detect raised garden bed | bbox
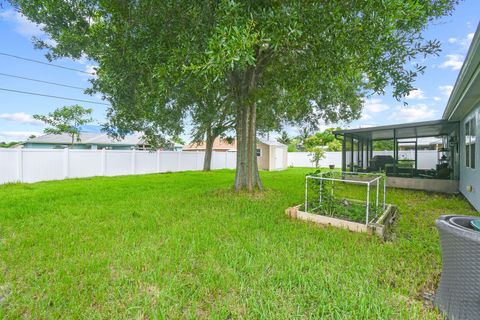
[285,203,397,240]
[287,170,397,240]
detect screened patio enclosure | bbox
[334,120,460,180]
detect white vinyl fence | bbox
[0,149,236,184]
[287,152,343,168]
[288,150,438,169]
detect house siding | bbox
[459,104,480,211]
[23,143,90,149]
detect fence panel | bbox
[226,152,236,169]
[211,152,226,169]
[22,149,64,183]
[0,149,238,184]
[134,151,157,174]
[104,150,131,176]
[158,152,179,172]
[0,150,18,184]
[69,150,103,178]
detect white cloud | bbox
[389,104,435,123]
[438,85,453,97]
[361,113,372,121]
[0,112,44,126]
[462,33,474,48]
[406,89,426,100]
[364,98,390,113]
[361,98,390,121]
[0,9,57,49]
[439,54,464,71]
[433,96,442,101]
[0,9,44,38]
[0,131,41,142]
[446,33,474,49]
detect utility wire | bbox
[0,52,96,75]
[0,87,109,106]
[0,72,87,90]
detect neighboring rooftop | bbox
[24,132,183,148]
[26,132,147,146]
[259,138,286,147]
[183,138,236,151]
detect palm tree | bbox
[296,128,311,151]
[277,130,291,145]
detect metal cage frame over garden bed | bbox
[305,171,386,225]
[286,170,397,239]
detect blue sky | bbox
[0,2,479,142]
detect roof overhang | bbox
[334,120,459,141]
[443,23,480,121]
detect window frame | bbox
[465,115,476,169]
[256,148,262,157]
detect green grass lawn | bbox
[0,168,476,319]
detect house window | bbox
[465,116,476,169]
[256,148,262,157]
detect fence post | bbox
[156,150,161,173]
[101,149,106,176]
[63,148,69,179]
[195,151,199,170]
[383,175,387,209]
[16,148,23,182]
[304,176,309,212]
[177,152,181,172]
[131,149,136,175]
[366,182,370,225]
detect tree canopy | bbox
[33,105,93,144]
[304,128,343,152]
[11,0,459,190]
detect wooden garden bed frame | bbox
[285,203,397,240]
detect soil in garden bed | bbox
[302,199,378,224]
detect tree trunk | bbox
[234,100,263,191]
[203,130,214,171]
[232,64,264,192]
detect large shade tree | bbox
[188,81,235,171]
[11,0,458,191]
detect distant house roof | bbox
[258,138,286,147]
[183,138,236,151]
[25,132,146,146]
[24,133,183,148]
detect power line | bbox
[0,52,96,75]
[0,87,109,106]
[0,72,87,90]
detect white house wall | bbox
[459,104,480,210]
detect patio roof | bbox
[334,119,459,141]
